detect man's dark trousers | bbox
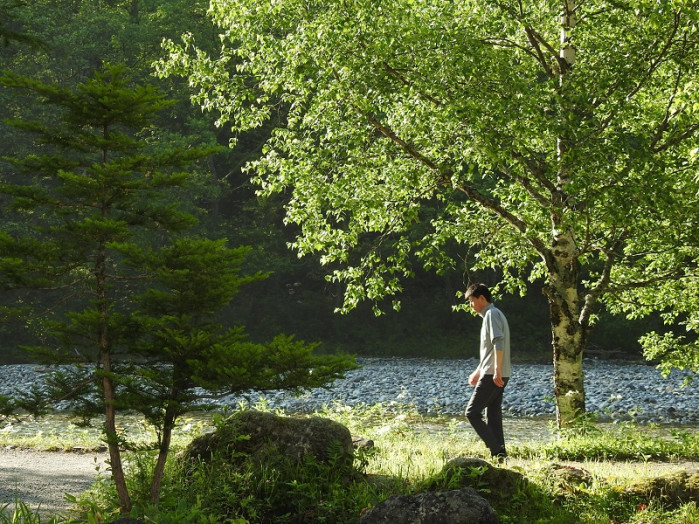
[466,375,509,456]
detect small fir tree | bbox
[0,65,356,513]
[113,236,355,503]
[0,64,211,511]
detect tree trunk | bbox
[544,0,586,428]
[96,174,131,512]
[129,0,140,24]
[149,400,177,504]
[97,249,131,512]
[103,373,132,513]
[544,229,586,427]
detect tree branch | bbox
[522,25,558,78]
[653,123,699,153]
[510,148,559,198]
[650,69,683,149]
[379,59,444,108]
[498,165,552,209]
[590,12,681,136]
[580,230,627,327]
[605,269,691,294]
[348,97,549,254]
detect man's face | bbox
[468,294,489,314]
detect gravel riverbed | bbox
[1,358,697,425]
[228,357,698,425]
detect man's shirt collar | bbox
[479,303,494,318]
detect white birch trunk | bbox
[548,0,586,427]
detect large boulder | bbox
[357,487,498,524]
[182,409,354,468]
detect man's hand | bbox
[468,369,480,386]
[493,369,504,387]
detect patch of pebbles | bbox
[0,358,696,424]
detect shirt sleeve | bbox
[486,310,506,351]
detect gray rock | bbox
[357,487,497,524]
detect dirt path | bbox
[0,447,109,516]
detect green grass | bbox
[0,503,62,524]
[1,403,698,523]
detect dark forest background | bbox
[0,0,662,365]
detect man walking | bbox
[465,283,511,460]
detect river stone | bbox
[357,487,497,524]
[2,359,698,424]
[182,409,354,468]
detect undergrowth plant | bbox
[0,502,60,524]
[542,421,699,461]
[2,403,698,523]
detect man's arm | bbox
[489,310,506,386]
[493,350,505,387]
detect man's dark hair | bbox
[465,283,492,303]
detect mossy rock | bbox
[626,468,699,506]
[182,409,354,470]
[358,487,498,524]
[544,463,597,498]
[424,457,527,508]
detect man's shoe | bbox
[491,449,507,463]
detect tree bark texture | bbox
[96,180,131,513]
[545,0,586,428]
[543,228,587,427]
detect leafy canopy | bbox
[158,1,699,372]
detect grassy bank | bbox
[1,403,698,523]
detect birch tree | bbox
[158,0,699,427]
